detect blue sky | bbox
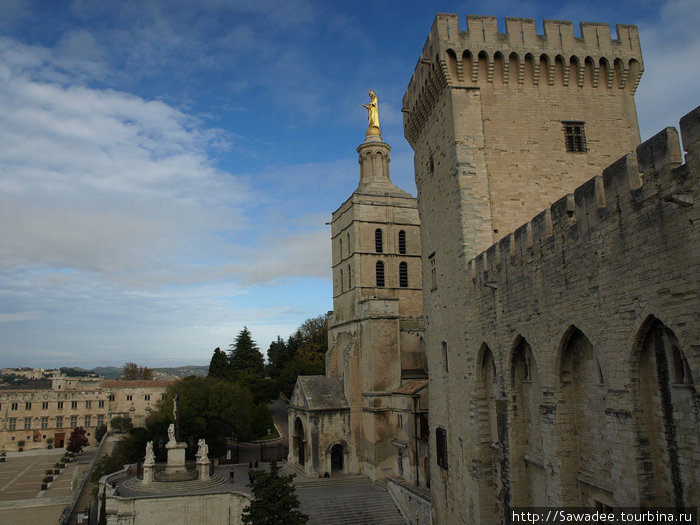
[1,0,698,369]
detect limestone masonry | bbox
[402,13,697,524]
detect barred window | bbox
[398,230,406,254]
[376,261,385,287]
[436,427,448,469]
[399,262,408,288]
[375,228,383,253]
[563,121,587,152]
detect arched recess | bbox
[632,316,697,507]
[599,58,611,89]
[493,52,505,85]
[329,442,345,473]
[462,50,474,83]
[613,58,624,89]
[554,55,565,86]
[446,49,458,82]
[508,52,519,85]
[556,327,611,506]
[509,337,546,507]
[478,51,489,84]
[569,56,581,87]
[294,417,306,466]
[476,344,501,525]
[627,59,642,93]
[540,54,552,85]
[524,54,535,85]
[584,57,595,88]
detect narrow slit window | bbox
[375,228,383,253]
[399,262,408,287]
[398,230,406,254]
[376,261,385,287]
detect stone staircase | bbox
[281,464,405,525]
[120,474,227,494]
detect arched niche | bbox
[632,316,697,507]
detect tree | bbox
[122,362,139,380]
[110,416,133,433]
[208,347,230,379]
[229,327,264,375]
[67,427,89,453]
[242,460,308,525]
[95,423,108,443]
[122,362,154,380]
[266,336,290,375]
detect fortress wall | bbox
[460,107,699,510]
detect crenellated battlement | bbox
[466,106,699,282]
[403,14,643,148]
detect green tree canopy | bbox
[121,362,153,380]
[229,327,264,375]
[242,460,308,525]
[208,347,230,379]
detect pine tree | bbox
[242,460,308,525]
[208,347,230,379]
[229,327,264,374]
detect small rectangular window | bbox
[98,400,105,408]
[84,415,91,427]
[41,417,48,430]
[126,394,133,401]
[9,418,17,430]
[57,401,64,409]
[56,416,63,429]
[436,427,448,469]
[11,402,18,411]
[71,401,78,409]
[563,121,587,153]
[42,402,49,410]
[375,229,383,253]
[109,395,115,402]
[398,230,407,254]
[429,254,437,291]
[85,400,92,409]
[25,402,32,410]
[70,415,77,428]
[24,417,31,430]
[144,394,151,401]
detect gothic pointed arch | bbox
[631,316,696,507]
[508,336,545,506]
[556,327,611,506]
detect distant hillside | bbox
[91,365,208,380]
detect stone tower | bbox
[402,13,698,525]
[288,116,428,486]
[402,14,643,259]
[325,128,426,481]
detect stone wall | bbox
[425,109,699,523]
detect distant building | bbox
[0,375,174,451]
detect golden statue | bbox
[362,90,381,137]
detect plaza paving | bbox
[0,446,97,525]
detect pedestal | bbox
[165,441,187,474]
[142,463,155,484]
[197,459,211,481]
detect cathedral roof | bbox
[291,375,349,411]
